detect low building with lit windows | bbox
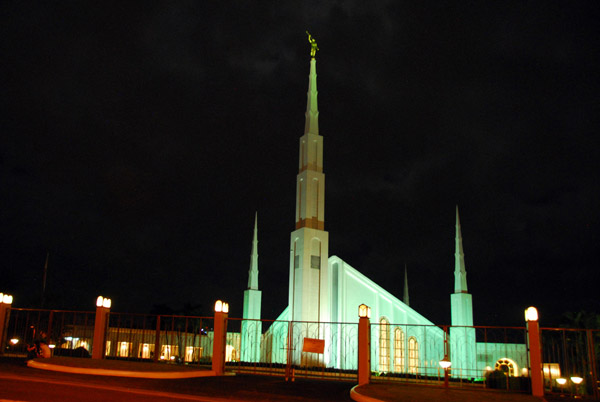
[60,325,240,364]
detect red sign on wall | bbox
[302,337,325,354]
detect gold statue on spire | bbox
[306,31,319,58]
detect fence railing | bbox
[2,308,214,365]
[540,327,600,399]
[2,308,598,399]
[367,322,531,391]
[103,312,214,365]
[226,317,359,381]
[3,308,96,357]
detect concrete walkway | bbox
[350,382,584,402]
[27,357,216,379]
[25,358,585,401]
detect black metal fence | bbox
[2,308,598,399]
[104,312,214,365]
[3,308,95,357]
[1,308,214,366]
[225,317,359,381]
[367,322,531,392]
[541,327,600,399]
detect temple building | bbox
[241,36,527,378]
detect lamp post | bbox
[357,304,371,386]
[556,377,567,396]
[570,376,583,398]
[92,296,111,359]
[358,304,371,320]
[440,357,452,388]
[525,306,544,398]
[0,293,14,355]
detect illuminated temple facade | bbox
[240,46,527,378]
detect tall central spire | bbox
[454,206,468,293]
[288,33,330,332]
[295,33,325,230]
[304,58,319,136]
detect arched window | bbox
[408,336,419,374]
[379,318,390,372]
[394,327,405,372]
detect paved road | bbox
[0,373,231,402]
[0,358,354,401]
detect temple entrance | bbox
[495,357,518,376]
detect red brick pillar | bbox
[0,293,14,353]
[358,304,371,386]
[525,307,544,398]
[92,296,111,359]
[212,300,229,375]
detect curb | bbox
[350,384,385,402]
[27,359,216,379]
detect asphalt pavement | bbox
[0,357,354,401]
[0,357,592,401]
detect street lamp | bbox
[524,306,538,322]
[570,376,583,398]
[556,377,567,395]
[214,300,229,313]
[0,293,13,305]
[439,358,452,369]
[358,304,371,319]
[440,357,452,388]
[96,296,111,308]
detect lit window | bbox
[226,345,237,362]
[161,345,179,360]
[76,340,89,351]
[185,346,202,362]
[379,318,390,372]
[394,328,405,373]
[408,337,419,374]
[118,342,130,357]
[138,343,154,359]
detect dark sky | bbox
[1,2,599,327]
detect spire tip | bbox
[306,31,319,59]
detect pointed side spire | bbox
[454,206,468,293]
[403,263,410,306]
[248,212,259,290]
[304,34,319,136]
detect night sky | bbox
[2,2,599,327]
